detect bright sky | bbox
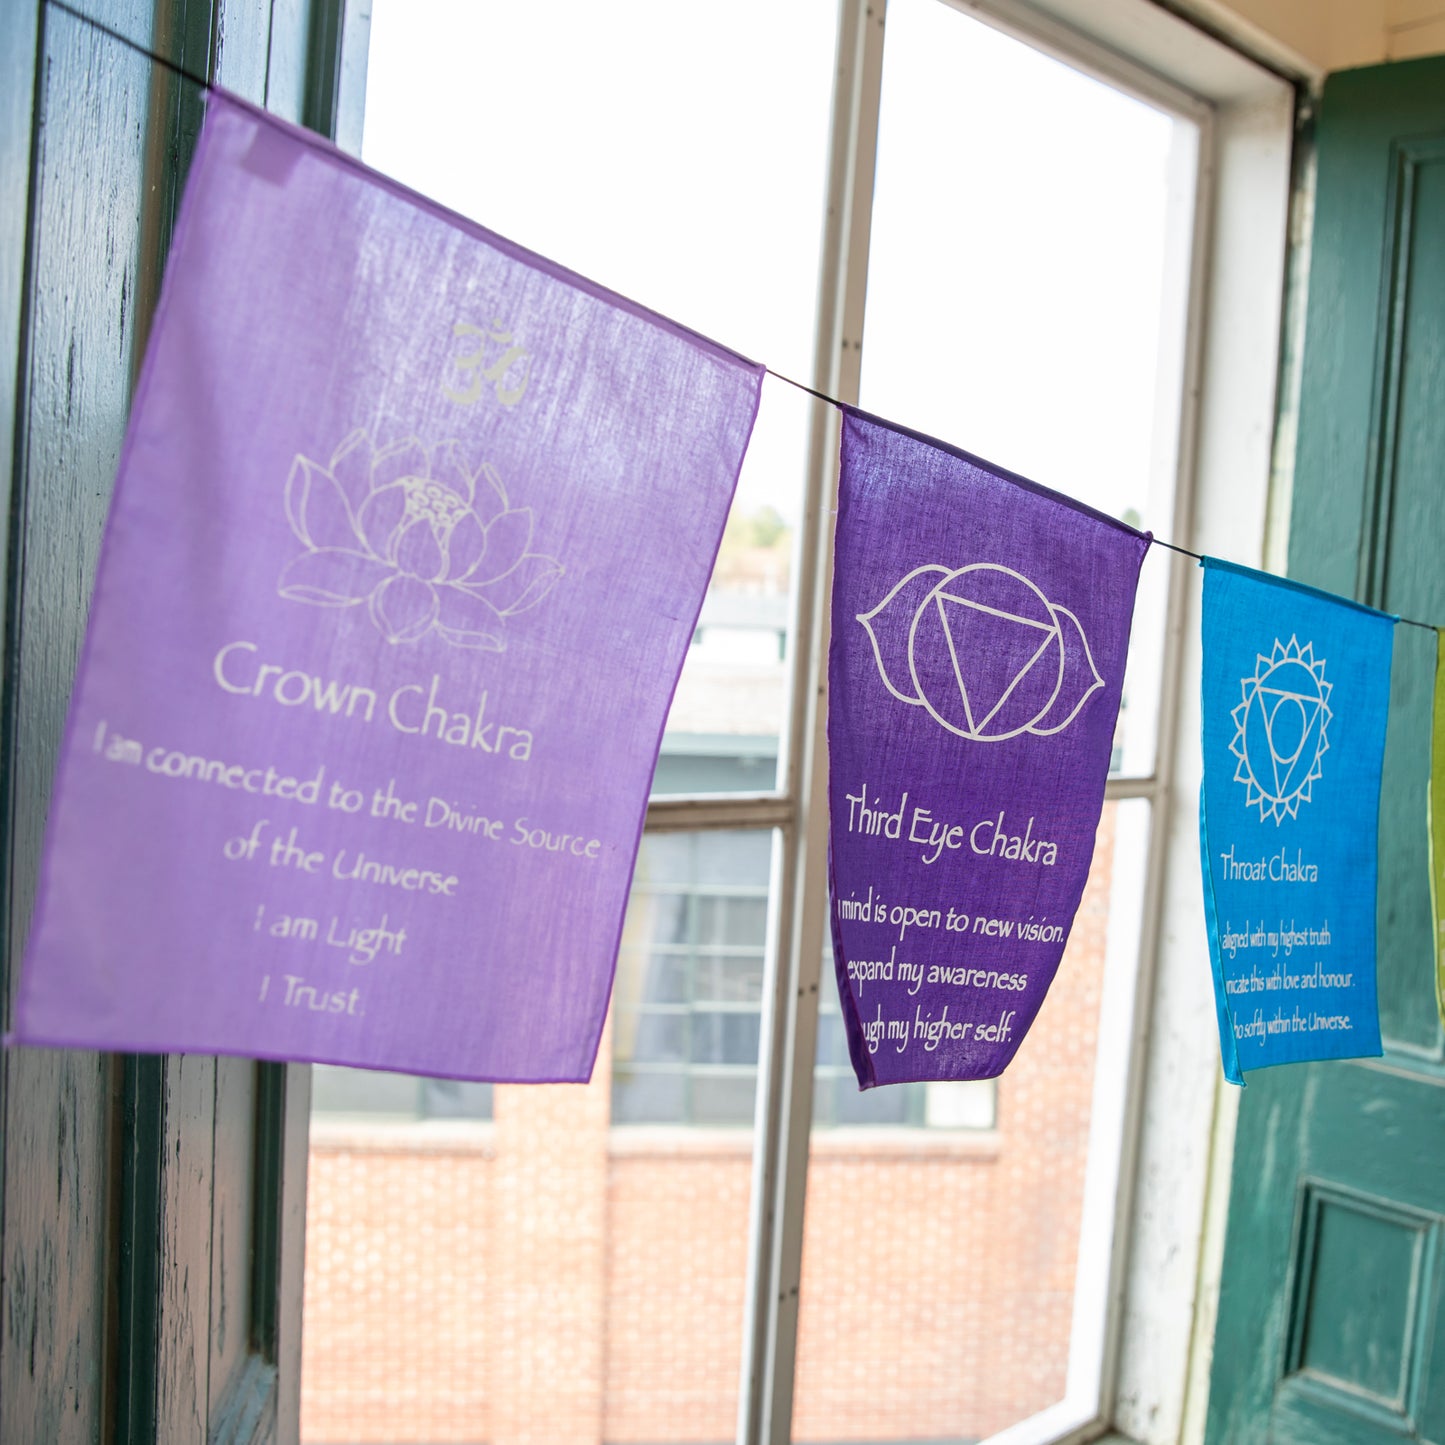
[362,0,1186,534]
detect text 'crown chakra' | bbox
[1231,635,1332,823]
[857,562,1104,742]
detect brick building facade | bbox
[299,811,1114,1444]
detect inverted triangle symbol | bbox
[1259,687,1324,799]
[935,592,1055,734]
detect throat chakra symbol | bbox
[1231,635,1332,823]
[857,563,1104,742]
[278,431,563,651]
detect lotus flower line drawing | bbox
[857,562,1103,742]
[279,430,563,651]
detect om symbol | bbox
[443,319,530,407]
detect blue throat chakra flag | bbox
[1199,559,1393,1083]
[11,93,763,1081]
[828,409,1150,1086]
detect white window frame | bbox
[642,4,1299,1443]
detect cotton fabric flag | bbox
[11,93,763,1081]
[828,410,1149,1086]
[1199,560,1392,1082]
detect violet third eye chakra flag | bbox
[828,410,1149,1086]
[1199,559,1392,1083]
[11,93,763,1080]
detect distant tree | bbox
[749,504,787,548]
[720,505,792,555]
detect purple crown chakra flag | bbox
[1199,560,1392,1083]
[828,410,1149,1085]
[11,94,763,1080]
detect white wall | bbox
[1172,0,1445,76]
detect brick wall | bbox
[301,812,1113,1444]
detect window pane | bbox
[701,953,768,1005]
[419,1078,495,1120]
[855,0,1194,778]
[698,893,770,947]
[625,948,691,1005]
[691,1010,763,1066]
[612,1068,687,1125]
[612,830,774,1124]
[362,0,835,799]
[302,0,835,1428]
[632,1010,691,1065]
[801,797,1152,1440]
[794,10,1188,1437]
[306,817,777,1443]
[311,1064,494,1121]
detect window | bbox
[613,831,773,1125]
[312,1064,493,1120]
[300,4,1295,1443]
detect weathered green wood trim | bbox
[0,0,43,1216]
[130,0,215,374]
[1286,54,1445,606]
[1207,53,1445,1445]
[114,8,223,1439]
[0,0,40,697]
[0,3,344,1438]
[251,1063,286,1359]
[209,1351,279,1445]
[274,1064,312,1445]
[303,0,344,141]
[1360,132,1445,613]
[2,4,162,1437]
[333,0,370,155]
[115,1054,165,1444]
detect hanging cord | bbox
[764,365,1207,565]
[764,369,1439,633]
[37,1,1445,641]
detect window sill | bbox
[608,1125,755,1158]
[808,1126,1001,1161]
[308,1118,1001,1162]
[309,1116,497,1156]
[607,1124,1001,1161]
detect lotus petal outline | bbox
[856,562,1104,742]
[279,430,563,650]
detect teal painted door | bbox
[0,2,355,1438]
[1207,54,1445,1445]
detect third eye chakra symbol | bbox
[856,563,1104,742]
[1231,635,1332,824]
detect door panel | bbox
[0,2,349,1439]
[1207,54,1445,1445]
[3,5,155,1435]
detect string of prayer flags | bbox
[9,80,1437,1098]
[1198,560,1392,1082]
[10,92,763,1080]
[1430,631,1445,1029]
[827,409,1149,1085]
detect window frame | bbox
[635,4,1297,1443]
